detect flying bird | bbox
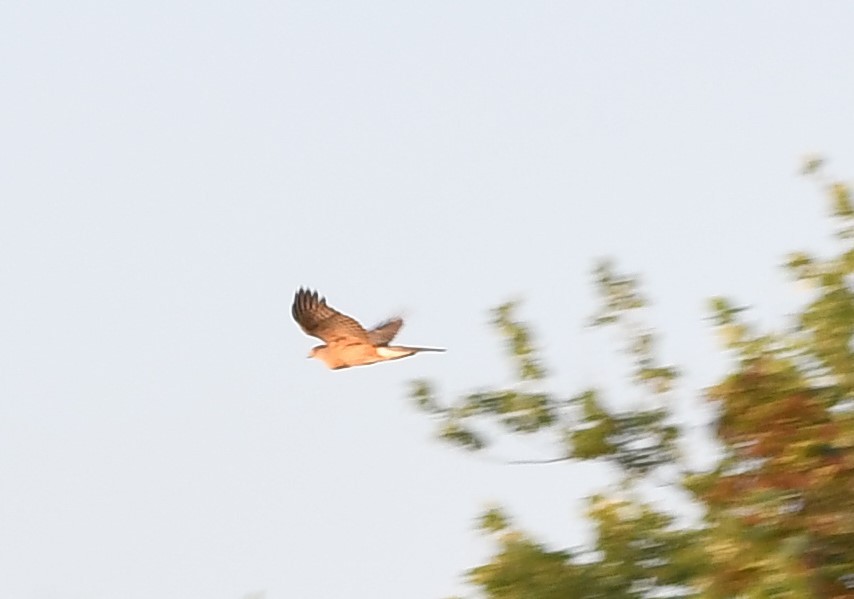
[291,288,445,369]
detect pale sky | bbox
[2,2,853,598]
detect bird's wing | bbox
[292,288,369,344]
[367,318,404,346]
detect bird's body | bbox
[291,288,444,369]
[309,343,443,370]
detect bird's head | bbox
[307,346,322,359]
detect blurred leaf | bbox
[479,506,510,533]
[801,155,825,176]
[831,182,854,218]
[439,418,485,451]
[410,379,441,413]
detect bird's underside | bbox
[291,288,445,369]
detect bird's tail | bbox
[377,346,445,360]
[400,346,445,353]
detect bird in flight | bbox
[291,288,445,369]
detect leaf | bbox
[479,507,510,533]
[831,182,854,218]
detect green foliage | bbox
[492,302,548,381]
[568,390,679,475]
[410,160,854,599]
[592,260,679,393]
[411,303,561,452]
[479,506,510,533]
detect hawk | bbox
[291,288,445,369]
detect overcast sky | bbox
[2,2,854,598]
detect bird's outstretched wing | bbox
[292,288,369,344]
[367,318,403,346]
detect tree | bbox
[411,160,854,598]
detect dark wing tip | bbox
[292,287,326,322]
